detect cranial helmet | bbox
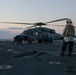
[66,19,72,24]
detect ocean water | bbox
[0,39,13,41]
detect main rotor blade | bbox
[0,22,34,25]
[26,25,35,29]
[46,18,69,23]
[47,24,76,28]
[47,24,65,27]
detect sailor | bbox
[60,19,75,56]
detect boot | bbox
[69,51,72,56]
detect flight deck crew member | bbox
[60,19,75,56]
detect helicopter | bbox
[0,18,75,43]
[12,22,61,44]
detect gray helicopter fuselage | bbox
[20,27,61,42]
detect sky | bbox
[0,0,76,39]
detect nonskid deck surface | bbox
[0,41,76,75]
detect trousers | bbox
[61,41,74,52]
